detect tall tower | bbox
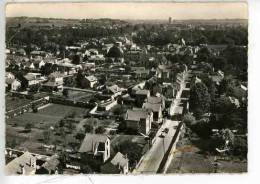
[168,17,172,24]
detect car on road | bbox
[159,133,165,138]
[162,128,169,134]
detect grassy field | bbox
[6,104,86,128]
[5,96,32,112]
[6,104,86,154]
[166,134,247,173]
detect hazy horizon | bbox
[6,2,248,20]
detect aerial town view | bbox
[5,2,248,174]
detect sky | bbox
[6,2,248,20]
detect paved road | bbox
[134,119,180,174]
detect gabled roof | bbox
[24,73,36,81]
[107,85,120,94]
[85,75,97,82]
[110,152,128,168]
[126,109,151,122]
[135,89,149,96]
[79,134,110,153]
[146,96,163,104]
[143,102,161,112]
[49,72,64,78]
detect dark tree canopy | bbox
[190,81,211,116]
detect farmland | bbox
[6,104,87,154]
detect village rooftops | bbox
[6,78,17,85]
[24,73,42,81]
[135,89,150,96]
[106,84,123,94]
[143,102,161,112]
[110,152,128,168]
[5,151,36,175]
[85,75,97,82]
[146,96,164,104]
[49,72,64,78]
[125,108,152,122]
[78,134,110,153]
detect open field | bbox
[6,103,86,128]
[5,96,32,112]
[166,137,247,173]
[6,104,87,154]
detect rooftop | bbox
[110,152,128,168]
[79,133,110,153]
[126,109,151,122]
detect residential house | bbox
[97,99,117,112]
[32,59,45,70]
[24,61,35,70]
[145,96,165,110]
[78,134,111,163]
[103,85,124,99]
[125,108,153,135]
[5,151,37,175]
[82,75,98,88]
[35,155,60,174]
[42,72,64,92]
[162,83,175,99]
[6,72,15,80]
[101,152,129,174]
[22,73,43,88]
[135,89,150,107]
[143,100,163,123]
[6,78,21,91]
[30,50,46,59]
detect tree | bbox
[84,124,94,133]
[233,136,247,158]
[75,70,84,88]
[95,126,106,134]
[75,131,85,142]
[183,113,196,126]
[116,140,143,168]
[190,81,211,116]
[72,54,81,65]
[212,95,236,114]
[24,123,32,132]
[62,89,68,97]
[197,47,211,63]
[42,130,51,144]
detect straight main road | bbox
[133,119,180,174]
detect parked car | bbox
[162,128,169,134]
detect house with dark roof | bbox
[135,89,150,107]
[125,108,153,135]
[6,78,21,91]
[22,73,44,88]
[101,152,129,174]
[143,97,163,123]
[32,59,45,69]
[42,72,64,92]
[78,134,111,163]
[82,75,98,88]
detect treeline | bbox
[6,22,247,48]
